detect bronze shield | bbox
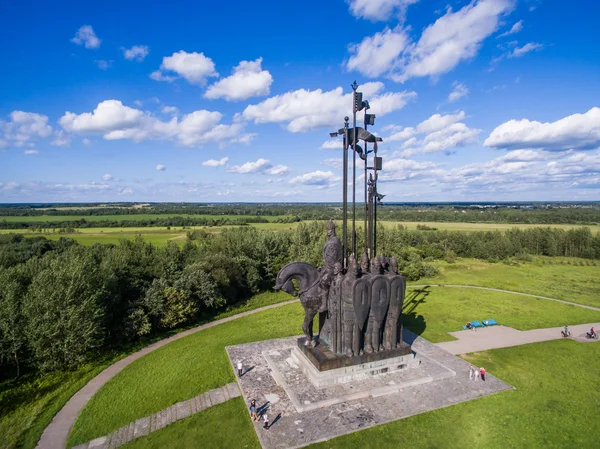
[371,275,390,323]
[388,275,406,313]
[352,278,371,330]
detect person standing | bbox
[469,365,475,381]
[249,400,258,422]
[237,360,243,377]
[474,367,479,381]
[263,412,269,430]
[480,367,486,381]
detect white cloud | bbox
[151,51,218,86]
[448,82,469,103]
[290,170,339,186]
[82,138,92,146]
[484,107,600,152]
[102,174,113,181]
[267,165,291,175]
[227,158,272,174]
[161,106,179,116]
[322,158,344,169]
[230,133,257,144]
[120,188,134,195]
[497,19,523,37]
[347,0,419,21]
[122,45,149,62]
[95,60,112,70]
[71,25,101,49]
[205,58,273,101]
[59,100,245,146]
[385,111,479,156]
[156,164,166,171]
[346,27,409,77]
[24,149,39,155]
[509,42,543,58]
[50,130,71,147]
[347,0,514,82]
[379,158,440,181]
[321,140,343,150]
[416,111,466,134]
[202,157,229,167]
[243,82,415,133]
[1,111,52,147]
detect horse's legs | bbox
[302,307,318,347]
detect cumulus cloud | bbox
[202,157,229,167]
[290,170,339,186]
[24,149,39,155]
[102,174,114,181]
[156,164,166,171]
[122,45,149,62]
[205,58,273,101]
[59,100,245,146]
[484,107,600,152]
[385,111,480,156]
[347,0,514,82]
[161,106,179,116]
[230,133,257,144]
[50,130,71,147]
[1,111,52,147]
[448,82,469,103]
[267,165,291,175]
[497,19,523,38]
[347,0,419,21]
[226,158,272,174]
[151,51,218,86]
[243,82,415,133]
[71,25,101,49]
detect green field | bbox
[68,276,600,446]
[0,214,293,223]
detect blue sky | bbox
[1,0,600,203]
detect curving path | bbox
[36,299,297,449]
[37,284,600,449]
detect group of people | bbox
[249,399,270,430]
[469,365,486,381]
[562,325,597,339]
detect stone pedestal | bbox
[291,344,420,388]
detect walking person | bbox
[263,412,269,430]
[237,360,243,377]
[469,365,475,381]
[474,367,480,381]
[249,399,258,422]
[480,367,486,381]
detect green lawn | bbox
[67,304,305,447]
[68,285,600,446]
[417,258,600,308]
[123,399,259,449]
[0,360,116,449]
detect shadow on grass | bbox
[401,286,429,345]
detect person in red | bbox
[480,367,486,381]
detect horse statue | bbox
[274,261,326,348]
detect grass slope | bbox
[419,258,600,308]
[69,286,600,446]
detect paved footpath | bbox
[71,383,241,449]
[36,300,297,449]
[437,322,600,354]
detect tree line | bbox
[2,222,600,379]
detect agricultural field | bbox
[0,214,292,223]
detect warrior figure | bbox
[319,219,343,312]
[385,257,405,349]
[341,255,359,357]
[366,256,389,353]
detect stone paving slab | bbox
[227,332,512,449]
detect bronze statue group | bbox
[275,219,407,358]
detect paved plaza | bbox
[227,331,512,449]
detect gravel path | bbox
[35,300,297,449]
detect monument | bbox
[226,81,512,449]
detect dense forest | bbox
[2,222,600,380]
[2,202,600,225]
